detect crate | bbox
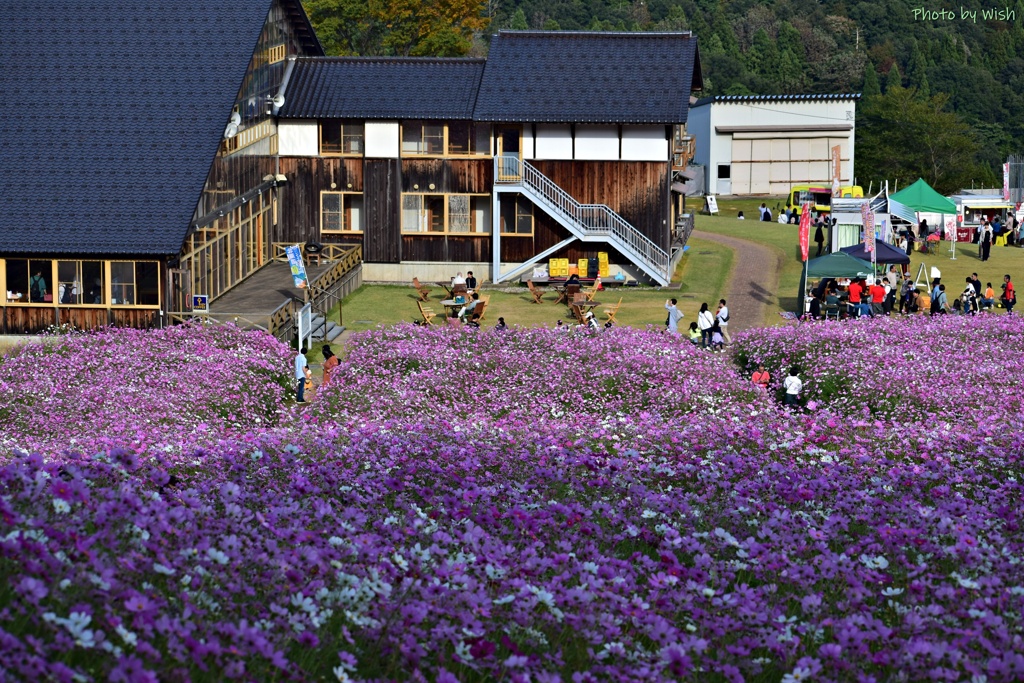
[548,258,569,277]
[568,264,579,276]
[577,258,589,276]
[588,257,599,278]
[598,251,609,277]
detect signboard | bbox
[704,195,719,215]
[285,244,309,289]
[191,294,208,312]
[297,303,313,349]
[831,145,842,197]
[1005,162,1011,201]
[860,202,874,252]
[798,202,811,261]
[944,217,956,241]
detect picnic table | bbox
[440,299,463,317]
[570,300,602,323]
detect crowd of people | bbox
[806,268,1016,319]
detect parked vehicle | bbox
[786,184,864,216]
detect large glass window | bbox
[321,121,364,155]
[402,194,445,232]
[402,121,445,155]
[501,197,534,235]
[321,192,365,233]
[5,259,29,302]
[57,261,104,304]
[111,262,159,306]
[402,194,487,233]
[447,122,490,155]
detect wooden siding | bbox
[528,160,670,247]
[498,213,630,265]
[401,236,491,263]
[364,159,401,263]
[2,306,159,334]
[400,159,492,194]
[276,157,364,245]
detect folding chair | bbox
[602,297,622,325]
[527,280,546,304]
[452,283,468,300]
[412,277,431,302]
[582,278,601,302]
[824,304,841,320]
[417,301,438,326]
[474,297,489,321]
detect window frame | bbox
[401,121,492,157]
[500,196,535,236]
[110,261,161,308]
[320,120,365,156]
[401,193,490,235]
[320,191,365,234]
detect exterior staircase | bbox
[494,156,671,286]
[310,311,344,343]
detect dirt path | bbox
[691,230,784,331]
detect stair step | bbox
[325,323,345,342]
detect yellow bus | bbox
[786,184,863,215]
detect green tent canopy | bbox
[806,252,873,278]
[889,178,957,214]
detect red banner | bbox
[799,202,811,261]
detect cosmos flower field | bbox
[1,319,1023,682]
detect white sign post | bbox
[705,195,719,215]
[297,303,312,350]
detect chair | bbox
[474,296,490,321]
[602,297,622,324]
[452,283,468,299]
[527,280,546,304]
[417,301,438,326]
[582,278,601,302]
[412,277,431,302]
[824,304,841,320]
[570,293,587,323]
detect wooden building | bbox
[277,31,703,286]
[2,9,701,334]
[0,0,322,333]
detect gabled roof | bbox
[693,93,860,107]
[474,31,702,124]
[0,0,311,256]
[281,58,486,120]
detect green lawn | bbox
[322,236,732,337]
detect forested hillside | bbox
[303,0,1024,191]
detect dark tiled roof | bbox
[693,93,861,107]
[473,31,702,124]
[281,58,486,120]
[0,1,281,255]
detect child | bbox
[302,365,314,402]
[687,321,701,345]
[709,323,724,352]
[495,317,507,330]
[783,366,803,407]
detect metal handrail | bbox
[495,157,669,281]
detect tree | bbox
[856,86,991,194]
[884,63,902,92]
[862,61,881,97]
[302,0,487,56]
[509,7,528,29]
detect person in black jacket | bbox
[814,219,826,256]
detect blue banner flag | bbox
[285,245,309,289]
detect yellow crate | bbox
[598,251,609,263]
[578,258,589,275]
[599,263,609,278]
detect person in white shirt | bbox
[697,302,715,348]
[664,298,684,334]
[783,366,803,407]
[452,272,466,286]
[715,299,731,344]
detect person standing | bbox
[980,222,993,262]
[321,345,339,387]
[697,303,715,348]
[905,226,915,259]
[848,278,864,317]
[29,269,47,303]
[715,299,732,343]
[783,366,803,408]
[1001,274,1016,314]
[294,346,308,403]
[664,298,684,334]
[869,279,886,317]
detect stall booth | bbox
[840,239,911,267]
[798,251,873,315]
[949,195,1014,234]
[889,179,959,242]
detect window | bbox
[447,122,491,155]
[111,262,159,306]
[718,165,731,180]
[57,261,104,304]
[4,259,55,303]
[321,121,364,155]
[402,194,488,233]
[402,121,445,155]
[500,197,534,235]
[321,192,364,233]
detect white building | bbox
[689,94,859,196]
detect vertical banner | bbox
[831,145,842,197]
[285,244,309,289]
[860,202,875,252]
[798,202,811,261]
[944,217,956,241]
[1005,162,1011,201]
